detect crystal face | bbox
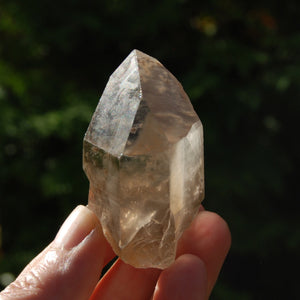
[83,50,204,269]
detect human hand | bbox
[0,205,231,300]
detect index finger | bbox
[176,209,231,296]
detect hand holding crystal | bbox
[0,205,230,300]
[1,50,231,299]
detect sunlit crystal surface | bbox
[83,50,204,269]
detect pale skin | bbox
[0,205,231,300]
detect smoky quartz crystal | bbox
[83,50,204,269]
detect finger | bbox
[0,205,114,300]
[153,254,207,300]
[199,204,205,212]
[90,259,161,300]
[176,211,231,297]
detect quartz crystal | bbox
[83,50,204,269]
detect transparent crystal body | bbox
[83,50,204,269]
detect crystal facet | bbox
[83,50,204,269]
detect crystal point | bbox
[83,50,204,269]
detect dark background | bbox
[0,0,299,299]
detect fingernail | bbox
[55,205,99,249]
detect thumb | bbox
[1,205,109,300]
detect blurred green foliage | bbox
[0,0,299,298]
